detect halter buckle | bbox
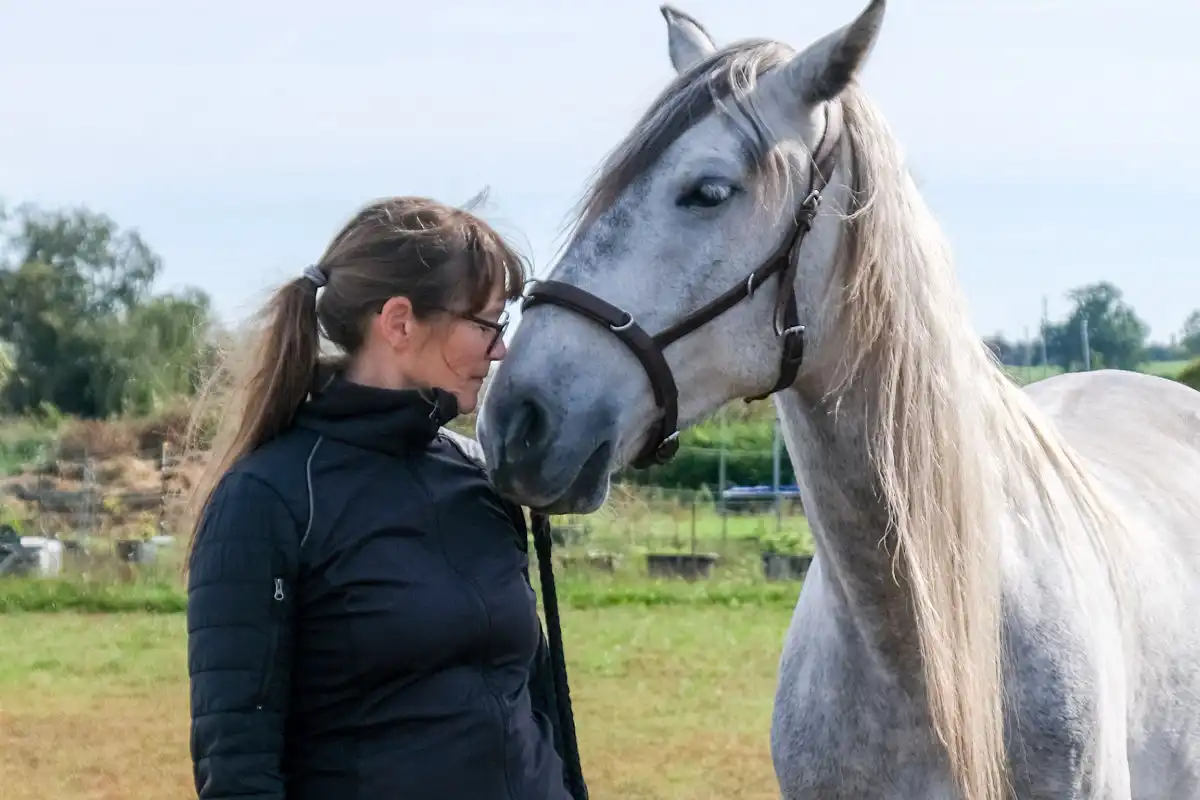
[652,431,681,464]
[780,325,806,365]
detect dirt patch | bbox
[0,691,192,800]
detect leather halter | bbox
[521,103,843,469]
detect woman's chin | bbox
[454,385,482,415]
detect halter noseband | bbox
[521,103,843,469]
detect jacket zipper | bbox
[255,577,285,710]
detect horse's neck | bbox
[775,385,923,682]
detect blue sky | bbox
[2,0,1196,342]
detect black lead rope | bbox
[531,511,589,800]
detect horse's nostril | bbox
[506,395,551,456]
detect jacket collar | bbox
[293,367,460,457]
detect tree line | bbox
[1,199,1198,426]
[983,282,1200,371]
[0,201,218,419]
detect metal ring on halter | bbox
[801,189,822,212]
[610,313,635,333]
[519,278,541,307]
[746,273,759,296]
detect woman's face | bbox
[354,281,510,415]
[408,282,510,414]
[424,285,509,413]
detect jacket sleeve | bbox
[186,470,299,800]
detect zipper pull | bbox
[273,578,285,602]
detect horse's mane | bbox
[829,84,1132,800]
[568,36,1134,800]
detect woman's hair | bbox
[182,195,529,562]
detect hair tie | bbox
[302,264,328,288]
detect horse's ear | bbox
[783,0,886,105]
[660,5,717,75]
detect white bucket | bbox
[18,536,65,577]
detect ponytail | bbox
[183,275,322,566]
[180,195,530,570]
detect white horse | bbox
[477,2,1200,797]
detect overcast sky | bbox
[2,0,1196,342]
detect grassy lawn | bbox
[0,355,1189,799]
[0,607,792,800]
[1004,358,1191,386]
[1141,359,1193,378]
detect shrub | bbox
[1178,359,1200,392]
[618,445,796,490]
[131,403,215,453]
[616,414,796,490]
[0,412,62,475]
[57,419,139,460]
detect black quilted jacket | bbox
[186,374,574,800]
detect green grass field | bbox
[0,357,1193,799]
[0,606,792,800]
[1003,358,1192,386]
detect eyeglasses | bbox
[447,308,510,353]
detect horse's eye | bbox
[677,179,738,209]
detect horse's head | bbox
[478,1,886,513]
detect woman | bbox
[184,196,580,800]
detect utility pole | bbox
[771,415,782,533]
[1081,315,1091,371]
[1040,296,1050,378]
[718,405,728,538]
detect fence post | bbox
[83,455,95,539]
[690,494,697,555]
[159,441,170,536]
[718,407,728,541]
[673,490,682,551]
[772,418,783,534]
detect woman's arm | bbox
[186,471,298,800]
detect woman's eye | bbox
[677,179,737,209]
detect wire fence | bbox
[0,442,814,580]
[547,483,810,557]
[0,439,197,570]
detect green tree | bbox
[0,202,217,417]
[0,341,11,394]
[1044,282,1148,371]
[1181,310,1200,357]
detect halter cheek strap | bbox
[522,101,843,469]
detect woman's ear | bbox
[376,296,419,351]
